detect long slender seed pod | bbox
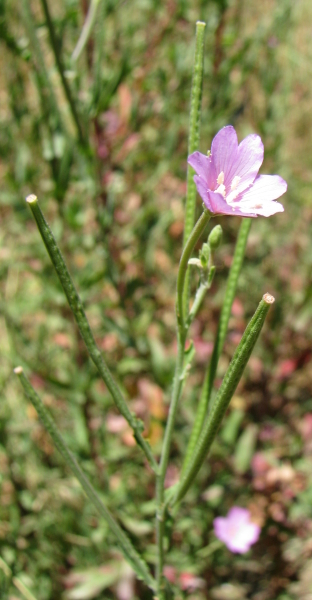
[14,367,156,592]
[40,0,87,147]
[172,293,274,506]
[182,21,206,321]
[25,195,158,473]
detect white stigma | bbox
[231,176,241,190]
[217,171,224,185]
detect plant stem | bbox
[40,0,87,147]
[21,0,63,129]
[14,367,156,592]
[25,195,158,473]
[156,331,186,597]
[72,0,101,63]
[177,209,211,332]
[155,209,211,598]
[183,21,206,321]
[181,217,251,474]
[171,293,275,506]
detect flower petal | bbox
[238,174,287,216]
[207,191,256,217]
[188,151,216,188]
[193,175,213,211]
[228,522,261,553]
[227,507,250,524]
[213,517,229,543]
[214,507,261,554]
[225,134,264,194]
[211,126,238,183]
[193,176,256,217]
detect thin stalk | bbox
[72,0,101,63]
[156,332,185,597]
[171,293,275,506]
[25,195,158,473]
[40,0,87,147]
[181,218,251,474]
[177,209,211,331]
[21,0,63,129]
[14,367,156,592]
[182,21,206,321]
[93,0,106,103]
[155,209,211,598]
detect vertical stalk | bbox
[182,21,206,321]
[156,331,185,596]
[182,217,252,474]
[72,0,101,63]
[155,210,210,598]
[40,0,87,147]
[21,0,63,129]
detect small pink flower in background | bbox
[188,125,287,217]
[213,507,261,553]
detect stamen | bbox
[231,175,241,190]
[231,190,239,201]
[215,184,226,198]
[217,171,224,185]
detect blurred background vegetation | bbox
[1,0,312,598]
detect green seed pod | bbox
[208,224,222,251]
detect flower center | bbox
[228,524,240,539]
[216,173,242,201]
[231,175,240,190]
[217,172,224,185]
[215,183,226,197]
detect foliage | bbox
[1,0,312,598]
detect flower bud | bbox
[199,242,210,268]
[208,225,222,251]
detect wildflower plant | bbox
[13,20,287,600]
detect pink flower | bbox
[188,126,287,217]
[213,507,261,553]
